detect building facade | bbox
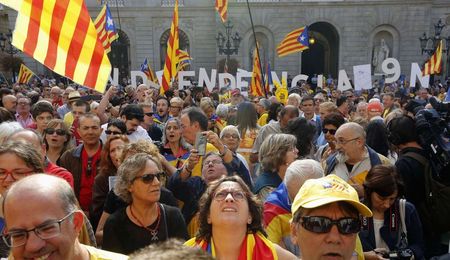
[1,0,449,84]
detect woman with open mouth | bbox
[43,119,72,166]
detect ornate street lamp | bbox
[216,20,241,61]
[419,19,449,55]
[0,29,20,83]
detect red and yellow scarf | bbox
[184,232,277,260]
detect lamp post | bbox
[216,20,241,61]
[0,29,20,83]
[419,19,450,79]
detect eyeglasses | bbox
[300,216,361,235]
[44,128,67,136]
[322,128,337,135]
[134,172,164,184]
[213,190,246,201]
[17,102,30,106]
[144,112,154,117]
[0,169,34,180]
[170,106,182,110]
[2,211,76,248]
[203,159,223,166]
[222,134,239,139]
[335,137,359,145]
[105,130,122,135]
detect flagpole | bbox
[115,0,122,30]
[0,72,10,88]
[245,0,267,98]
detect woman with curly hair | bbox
[103,153,188,254]
[185,175,295,259]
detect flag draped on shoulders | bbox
[215,0,228,23]
[263,183,292,245]
[94,4,119,54]
[17,63,35,84]
[250,46,264,97]
[185,232,277,260]
[161,0,179,95]
[277,26,309,57]
[423,40,443,75]
[1,0,111,93]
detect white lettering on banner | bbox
[337,69,352,91]
[178,70,195,89]
[117,58,431,92]
[353,64,372,91]
[198,68,217,92]
[291,74,309,88]
[382,58,401,84]
[317,74,323,88]
[410,63,430,88]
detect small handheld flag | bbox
[141,58,158,83]
[94,4,119,54]
[17,63,35,84]
[277,26,309,58]
[422,40,443,76]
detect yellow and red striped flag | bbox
[17,63,35,84]
[215,0,228,23]
[94,4,119,54]
[1,0,111,93]
[423,40,443,75]
[277,26,310,58]
[161,0,179,95]
[250,46,264,97]
[177,49,192,63]
[141,58,158,83]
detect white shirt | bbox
[100,123,152,143]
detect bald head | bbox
[3,174,77,218]
[336,122,366,140]
[2,95,17,113]
[9,129,45,158]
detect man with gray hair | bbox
[263,159,324,255]
[323,122,390,196]
[256,98,270,126]
[2,174,127,259]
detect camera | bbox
[382,248,414,259]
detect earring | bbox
[247,218,252,224]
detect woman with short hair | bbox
[103,153,188,255]
[43,119,73,165]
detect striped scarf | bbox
[185,232,277,260]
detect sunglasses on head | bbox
[135,172,164,184]
[300,216,361,235]
[322,128,337,135]
[105,130,122,135]
[45,128,67,136]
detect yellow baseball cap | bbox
[291,174,372,217]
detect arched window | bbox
[160,29,190,69]
[110,30,130,84]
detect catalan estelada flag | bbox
[215,0,228,23]
[17,63,35,84]
[161,0,179,95]
[1,0,111,93]
[94,4,119,54]
[265,62,273,93]
[176,49,192,73]
[141,58,158,83]
[277,26,309,58]
[250,46,264,97]
[423,40,443,75]
[263,183,297,252]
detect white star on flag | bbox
[107,16,113,27]
[300,35,305,41]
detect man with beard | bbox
[154,96,170,124]
[323,122,390,196]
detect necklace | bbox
[129,204,161,241]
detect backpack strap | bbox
[367,146,382,166]
[325,152,338,175]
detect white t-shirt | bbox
[373,218,389,249]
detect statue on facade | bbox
[372,38,390,74]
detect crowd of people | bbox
[0,75,449,259]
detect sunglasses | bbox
[322,128,337,135]
[105,130,122,135]
[45,128,67,136]
[144,112,154,117]
[300,216,361,235]
[134,172,164,184]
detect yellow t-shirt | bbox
[63,112,74,128]
[258,113,268,127]
[87,245,129,260]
